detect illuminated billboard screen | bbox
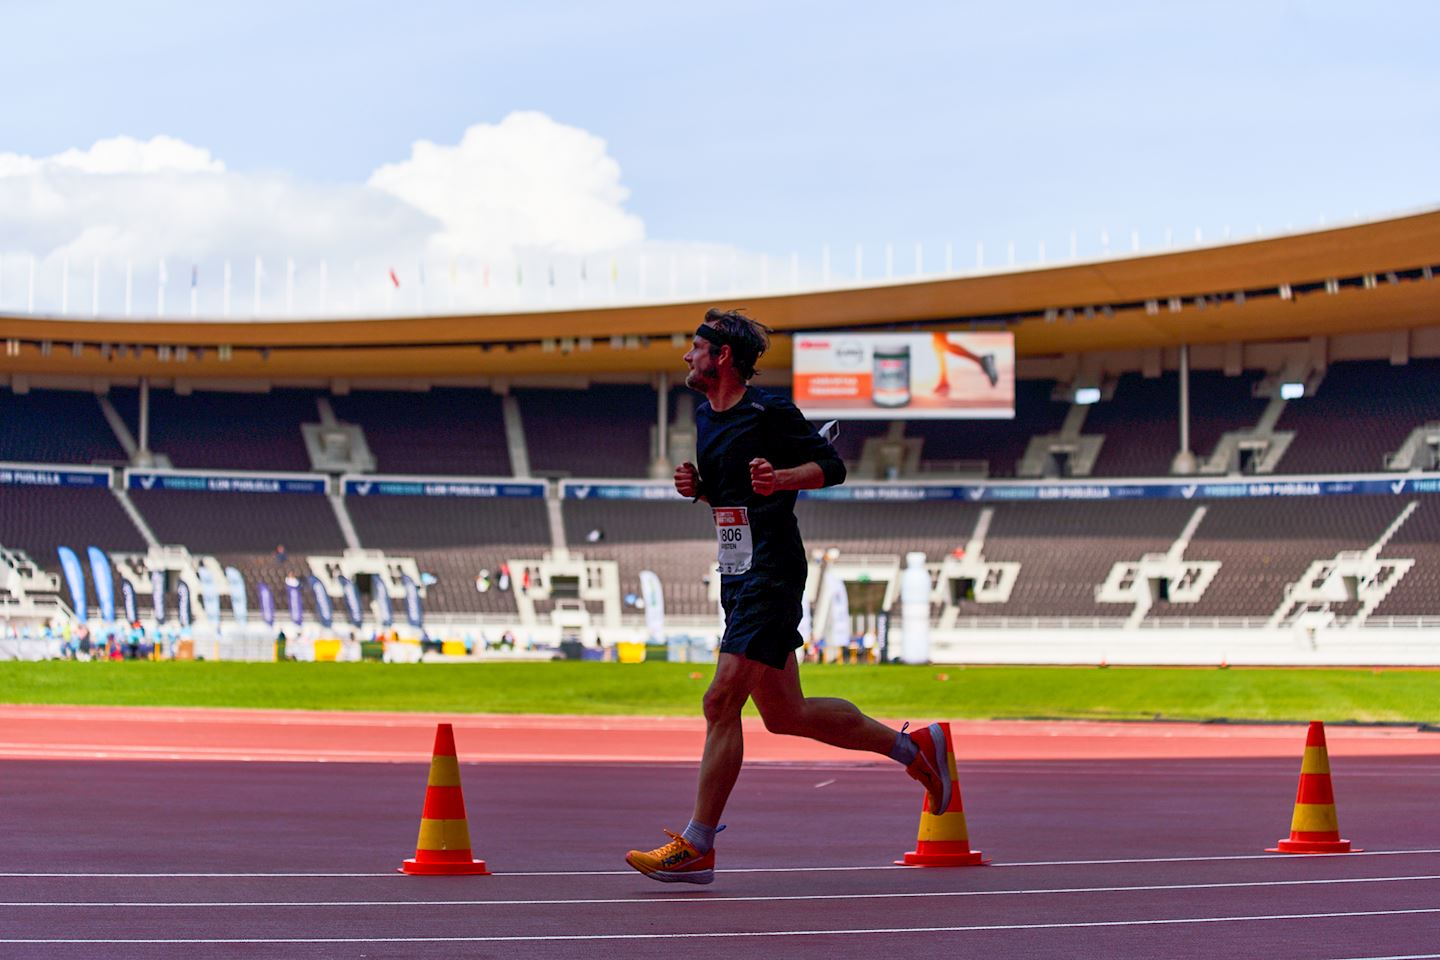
[792,330,1015,419]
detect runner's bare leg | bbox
[692,652,771,826]
[749,652,895,753]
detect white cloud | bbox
[0,135,224,178]
[369,111,645,259]
[0,116,654,316]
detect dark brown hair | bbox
[703,307,772,380]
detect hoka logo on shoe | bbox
[660,850,693,867]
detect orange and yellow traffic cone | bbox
[1267,720,1359,854]
[897,722,988,867]
[399,723,491,875]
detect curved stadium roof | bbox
[2,207,1438,381]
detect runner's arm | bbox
[766,399,847,488]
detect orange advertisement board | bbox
[792,331,1014,419]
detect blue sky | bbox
[2,1,1438,314]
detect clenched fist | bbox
[749,458,777,496]
[674,461,701,499]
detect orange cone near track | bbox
[1267,720,1359,854]
[897,722,988,867]
[399,723,491,875]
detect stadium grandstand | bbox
[3,208,1440,665]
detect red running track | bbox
[2,704,1438,763]
[0,707,1438,959]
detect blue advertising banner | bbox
[308,576,334,629]
[56,547,88,622]
[563,473,1440,504]
[376,580,394,627]
[401,575,423,627]
[0,464,109,488]
[286,579,304,627]
[151,570,166,621]
[126,471,327,494]
[176,580,192,628]
[225,567,248,625]
[342,476,545,498]
[121,579,138,625]
[87,547,116,623]
[258,583,275,627]
[562,481,684,501]
[339,576,364,627]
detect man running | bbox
[624,308,952,885]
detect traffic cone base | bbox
[897,722,988,867]
[1269,721,1359,855]
[399,723,492,876]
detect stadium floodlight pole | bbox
[1173,343,1196,475]
[138,377,151,462]
[654,370,669,475]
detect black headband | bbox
[694,324,729,348]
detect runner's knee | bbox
[702,685,748,725]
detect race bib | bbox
[712,506,753,576]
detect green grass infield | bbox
[1,660,1437,724]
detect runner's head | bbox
[684,308,772,391]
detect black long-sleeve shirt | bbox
[695,386,846,586]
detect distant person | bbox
[624,308,951,885]
[274,544,287,565]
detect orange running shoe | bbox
[625,830,716,885]
[904,722,952,813]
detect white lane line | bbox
[3,906,1439,944]
[3,847,1439,879]
[2,873,1438,908]
[814,778,836,788]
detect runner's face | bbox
[684,335,721,391]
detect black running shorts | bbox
[718,576,804,669]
